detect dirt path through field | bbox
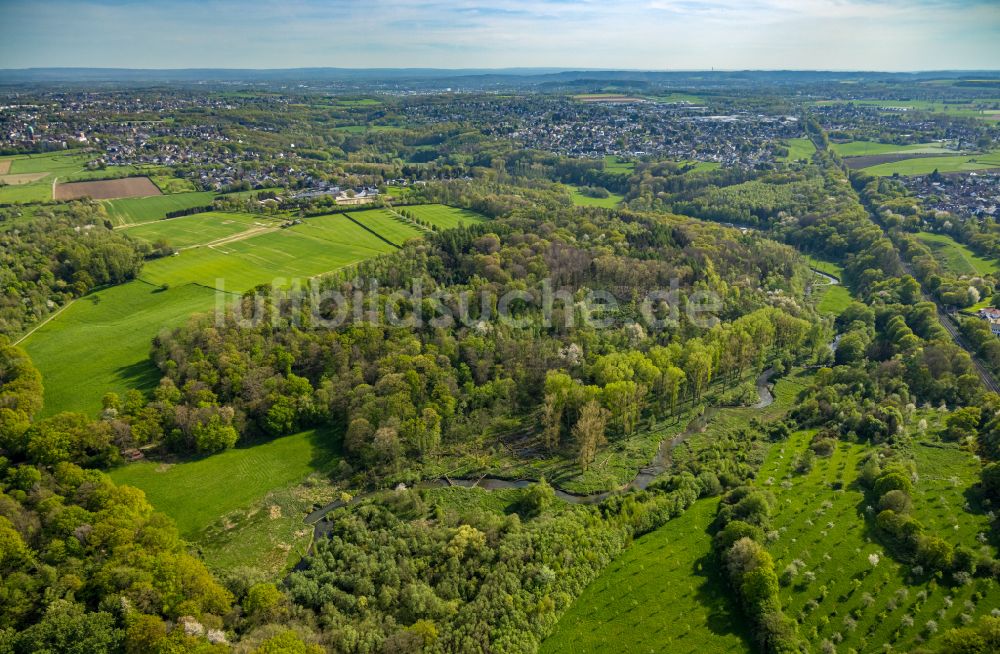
[200,224,279,251]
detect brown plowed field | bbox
[54,176,162,200]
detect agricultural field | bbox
[110,427,341,577]
[542,498,751,654]
[346,208,426,245]
[759,428,1000,653]
[814,98,1000,121]
[915,231,999,276]
[21,281,216,416]
[781,137,817,162]
[832,141,954,158]
[149,174,198,194]
[123,211,277,249]
[138,212,397,292]
[567,185,625,209]
[401,203,487,230]
[103,190,217,226]
[861,150,1000,176]
[54,176,162,200]
[22,205,478,417]
[0,151,93,203]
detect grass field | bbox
[104,191,218,226]
[603,155,635,174]
[861,150,1000,176]
[832,141,951,157]
[123,211,275,249]
[781,137,817,162]
[567,185,625,208]
[138,213,397,292]
[759,428,999,653]
[110,428,340,538]
[830,99,1000,121]
[22,281,216,416]
[542,498,752,654]
[401,203,486,230]
[915,231,999,276]
[23,205,473,417]
[347,208,426,245]
[149,175,198,194]
[817,282,852,315]
[804,256,852,315]
[0,151,93,203]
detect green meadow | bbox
[347,208,426,245]
[805,256,852,315]
[23,205,486,418]
[915,231,999,276]
[782,137,817,162]
[123,211,275,249]
[542,498,751,654]
[110,428,341,577]
[110,428,337,537]
[104,191,218,226]
[401,203,487,230]
[861,150,1000,176]
[138,213,397,292]
[21,281,216,416]
[0,151,92,203]
[149,175,199,194]
[567,185,625,209]
[603,155,635,174]
[832,141,952,157]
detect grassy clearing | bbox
[862,150,1000,176]
[22,281,216,416]
[123,211,274,249]
[567,185,625,209]
[915,231,999,276]
[110,428,340,539]
[104,191,217,226]
[817,284,853,315]
[759,429,999,653]
[138,213,396,292]
[402,203,486,230]
[782,137,817,162]
[603,155,635,174]
[541,498,752,654]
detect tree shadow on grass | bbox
[306,423,344,473]
[692,549,756,648]
[114,358,161,393]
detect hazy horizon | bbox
[1,0,998,72]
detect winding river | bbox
[304,366,778,532]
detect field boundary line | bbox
[342,212,402,248]
[14,298,76,346]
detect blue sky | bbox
[0,0,997,70]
